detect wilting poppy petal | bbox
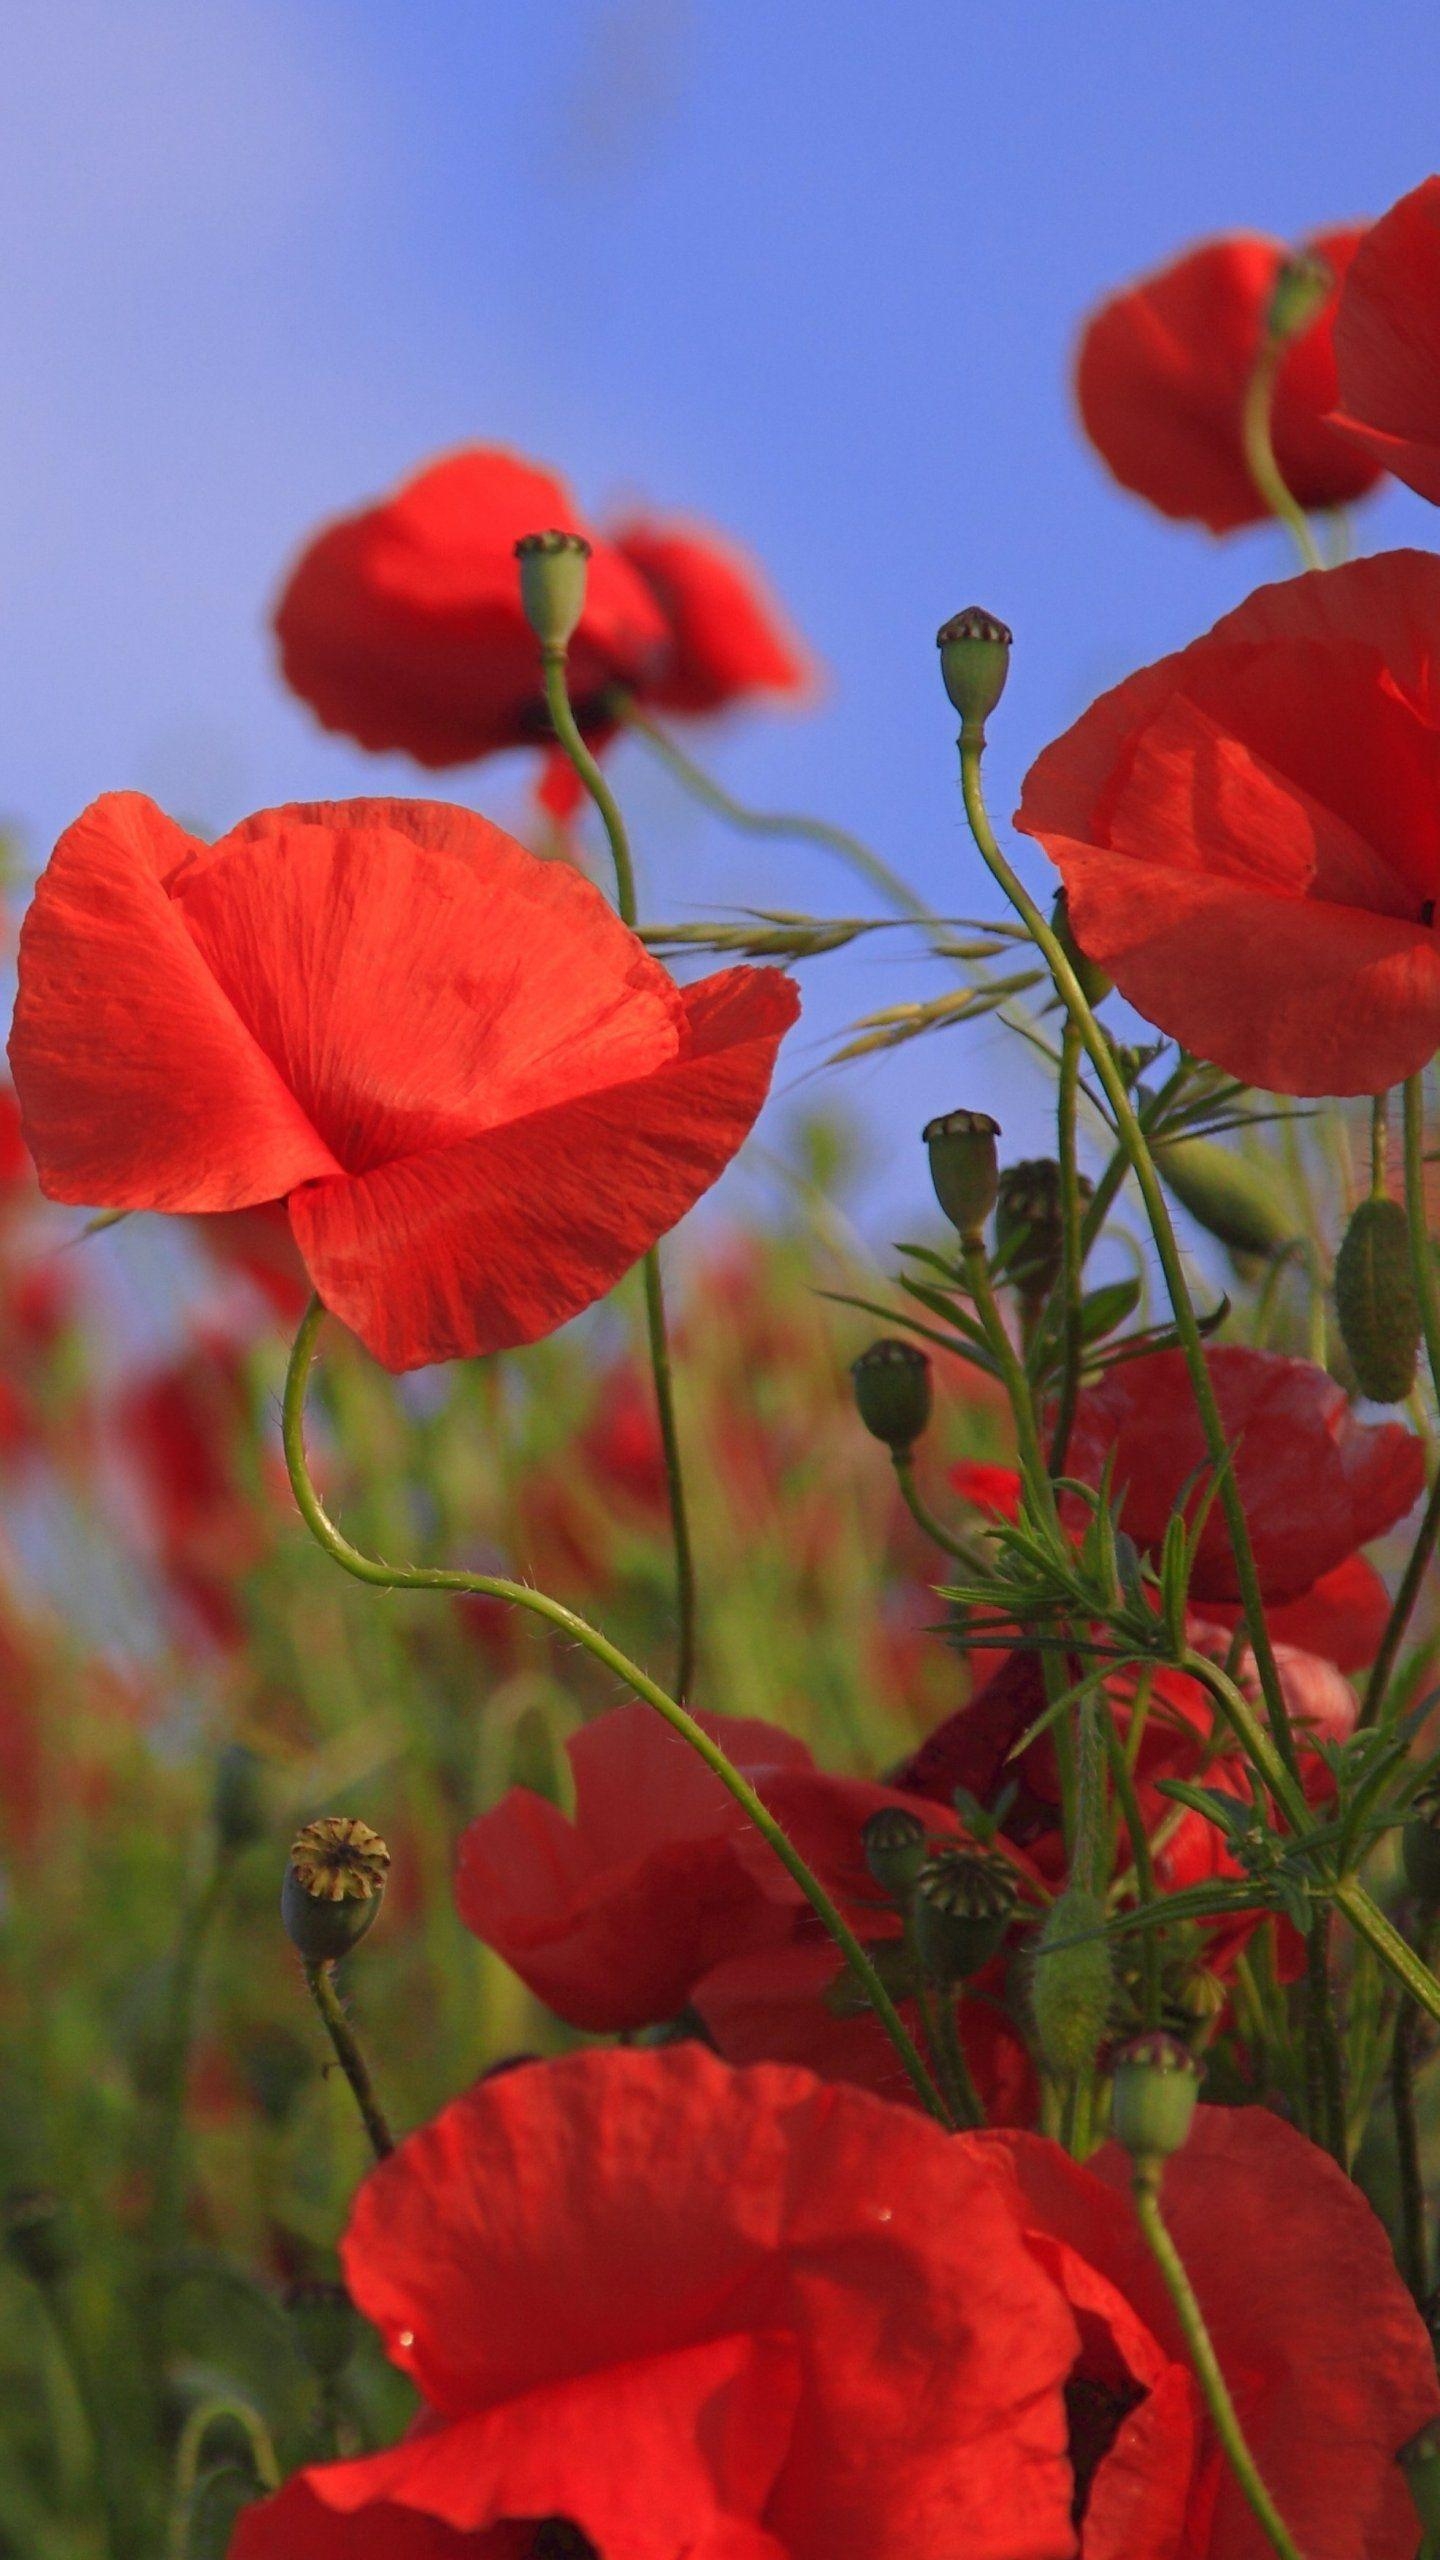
[1075,228,1380,533]
[1332,175,1440,505]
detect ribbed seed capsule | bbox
[861,1805,929,1899]
[1030,1887,1114,2078]
[994,1159,1091,1305]
[1333,1196,1420,1403]
[1110,2030,1200,2167]
[851,1340,933,1453]
[912,1847,1019,1984]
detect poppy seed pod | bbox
[1333,1196,1421,1404]
[1154,1133,1294,1265]
[514,529,593,653]
[282,1818,390,1966]
[851,1339,933,1454]
[936,607,1012,736]
[861,1804,929,1900]
[912,1847,1019,1985]
[1030,1887,1114,2078]
[923,1108,1000,1238]
[995,1159,1091,1305]
[1110,2031,1201,2170]
[1267,248,1334,343]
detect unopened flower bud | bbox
[3,2187,72,2286]
[514,530,591,652]
[1401,2418,1440,2536]
[851,1340,932,1453]
[282,1818,390,1966]
[212,1742,267,1854]
[1050,889,1110,1009]
[923,1108,1000,1238]
[1110,2031,1200,2168]
[1155,1133,1294,1266]
[936,607,1012,737]
[1266,249,1333,344]
[995,1159,1091,1306]
[1403,1787,1440,1908]
[912,1847,1019,1984]
[1031,1887,1114,2079]
[286,2278,362,2382]
[861,1805,929,1900]
[1333,1196,1421,1404]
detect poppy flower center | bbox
[1064,2370,1148,2523]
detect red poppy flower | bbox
[8,795,798,1371]
[455,1705,811,2032]
[1074,227,1381,532]
[1065,1346,1422,1607]
[611,516,812,718]
[1016,550,1440,1095]
[273,449,668,769]
[1332,176,1440,505]
[949,1458,1024,1523]
[230,2044,1081,2559]
[982,2108,1438,2557]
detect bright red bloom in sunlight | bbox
[230,2045,1080,2560]
[1074,227,1381,532]
[1017,551,1440,1095]
[1332,176,1440,505]
[9,795,798,1372]
[273,449,668,769]
[613,516,812,718]
[1065,1345,1422,1607]
[982,2108,1437,2558]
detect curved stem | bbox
[541,648,698,1697]
[1241,336,1322,572]
[166,2395,281,2560]
[303,1962,394,2162]
[892,1452,987,1568]
[615,697,931,921]
[36,2284,130,2560]
[957,740,1303,1797]
[282,1300,947,2122]
[1132,2165,1305,2560]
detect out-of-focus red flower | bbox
[1332,176,1440,505]
[1016,551,1440,1097]
[189,1202,312,1324]
[949,1458,1024,1523]
[231,2044,1082,2559]
[454,1705,810,2032]
[118,1333,270,1649]
[1074,227,1381,532]
[1065,1346,1422,1608]
[981,2107,1437,2558]
[612,515,812,718]
[273,449,668,770]
[9,795,797,1372]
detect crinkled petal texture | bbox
[1074,228,1381,532]
[1333,176,1440,504]
[454,1706,813,2032]
[983,2109,1440,2559]
[613,518,815,718]
[1064,1345,1423,1605]
[273,448,668,767]
[236,2047,1081,2560]
[1016,551,1440,1094]
[9,795,798,1370]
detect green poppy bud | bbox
[282,1817,390,1966]
[1031,1887,1114,2078]
[212,1742,268,1854]
[1050,889,1111,1009]
[1154,1133,1294,1265]
[936,607,1012,737]
[287,2278,362,2383]
[923,1108,1000,1238]
[1110,2030,1201,2169]
[861,1805,929,1900]
[1266,249,1333,343]
[1401,2419,1440,2535]
[1333,1196,1421,1404]
[851,1339,933,1453]
[912,1847,1019,1985]
[514,530,591,653]
[3,2187,72,2286]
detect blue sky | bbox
[5,0,1440,1241]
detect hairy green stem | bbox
[1303,1910,1347,2168]
[1132,2163,1305,2560]
[303,1962,395,2162]
[1048,1017,1087,1473]
[541,648,699,1698]
[282,1299,947,2121]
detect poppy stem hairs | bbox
[531,577,699,1703]
[279,1294,950,2122]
